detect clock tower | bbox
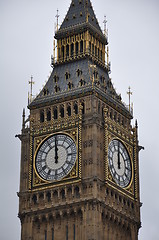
[17,0,142,239]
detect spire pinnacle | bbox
[103,15,107,37]
[22,108,25,129]
[55,9,60,31]
[28,75,35,104]
[57,0,106,42]
[127,86,132,112]
[90,64,97,87]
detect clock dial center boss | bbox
[35,133,77,181]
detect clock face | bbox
[35,133,77,181]
[108,139,132,188]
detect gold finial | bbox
[55,9,60,31]
[107,46,109,67]
[86,6,88,23]
[103,15,107,37]
[22,108,25,129]
[90,64,96,87]
[106,46,111,72]
[53,39,55,64]
[127,86,133,112]
[28,75,35,103]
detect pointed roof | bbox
[29,1,132,119]
[29,57,132,119]
[55,0,106,43]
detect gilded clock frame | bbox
[107,138,133,189]
[33,130,79,183]
[29,110,82,190]
[104,108,135,199]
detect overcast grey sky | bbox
[0,0,159,239]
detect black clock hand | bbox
[55,136,58,164]
[118,141,121,169]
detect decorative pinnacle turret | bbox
[90,64,96,87]
[103,15,107,37]
[135,119,138,128]
[22,108,25,129]
[127,86,132,112]
[55,9,60,31]
[28,75,35,104]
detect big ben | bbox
[17,0,142,239]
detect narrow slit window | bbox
[60,106,64,118]
[89,41,91,54]
[54,108,58,120]
[92,44,94,55]
[95,46,97,57]
[81,102,85,114]
[66,44,69,58]
[68,82,73,90]
[62,46,64,60]
[66,225,68,240]
[74,103,78,114]
[67,105,71,116]
[101,50,102,60]
[47,109,51,121]
[76,42,79,55]
[45,230,47,240]
[80,40,83,53]
[52,228,54,240]
[32,194,37,204]
[46,191,51,202]
[65,72,70,80]
[102,107,104,118]
[74,224,75,240]
[71,43,74,56]
[98,102,100,114]
[40,110,44,123]
[55,85,60,93]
